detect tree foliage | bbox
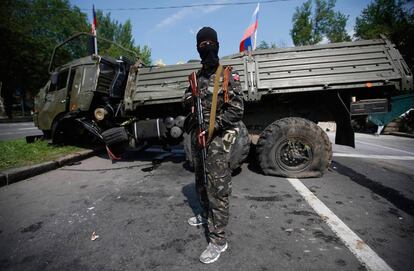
[256,41,277,50]
[291,0,351,46]
[95,11,151,65]
[354,0,414,69]
[291,0,313,46]
[0,0,89,102]
[0,0,151,104]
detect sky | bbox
[70,0,372,65]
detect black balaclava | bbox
[196,27,219,76]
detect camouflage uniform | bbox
[185,67,244,246]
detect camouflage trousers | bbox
[192,128,238,246]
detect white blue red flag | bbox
[91,5,97,35]
[239,3,259,52]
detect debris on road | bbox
[91,231,99,241]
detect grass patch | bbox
[0,139,83,171]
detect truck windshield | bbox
[50,33,137,72]
[51,34,92,71]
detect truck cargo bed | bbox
[124,38,412,110]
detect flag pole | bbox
[94,29,98,55]
[92,4,98,55]
[253,3,259,50]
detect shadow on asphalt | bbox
[96,145,252,177]
[97,147,188,169]
[332,161,414,216]
[182,183,214,243]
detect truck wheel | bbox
[102,127,128,145]
[52,117,98,146]
[102,127,129,154]
[42,130,51,139]
[256,117,332,178]
[51,117,69,145]
[183,121,251,171]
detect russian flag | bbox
[91,5,97,35]
[239,3,259,52]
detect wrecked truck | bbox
[34,33,413,178]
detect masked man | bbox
[183,27,244,264]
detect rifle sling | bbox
[208,65,223,140]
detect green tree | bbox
[354,0,414,69]
[0,0,151,109]
[0,0,89,109]
[256,40,277,50]
[95,11,151,65]
[291,0,350,46]
[291,0,313,46]
[326,11,350,42]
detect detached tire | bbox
[256,117,332,178]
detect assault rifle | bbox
[188,72,208,186]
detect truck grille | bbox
[96,59,116,93]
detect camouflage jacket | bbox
[184,66,244,132]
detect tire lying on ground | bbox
[183,121,251,171]
[256,117,332,178]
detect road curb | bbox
[0,148,102,187]
[0,117,33,123]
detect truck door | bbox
[69,66,85,112]
[37,68,75,130]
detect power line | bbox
[4,0,294,11]
[81,0,292,10]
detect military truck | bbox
[34,33,413,178]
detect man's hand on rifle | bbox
[197,129,207,148]
[182,91,193,112]
[198,122,220,147]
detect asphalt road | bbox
[0,133,413,270]
[0,122,42,141]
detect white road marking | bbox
[333,153,414,160]
[356,140,414,155]
[287,178,393,271]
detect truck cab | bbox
[34,33,133,142]
[34,56,98,131]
